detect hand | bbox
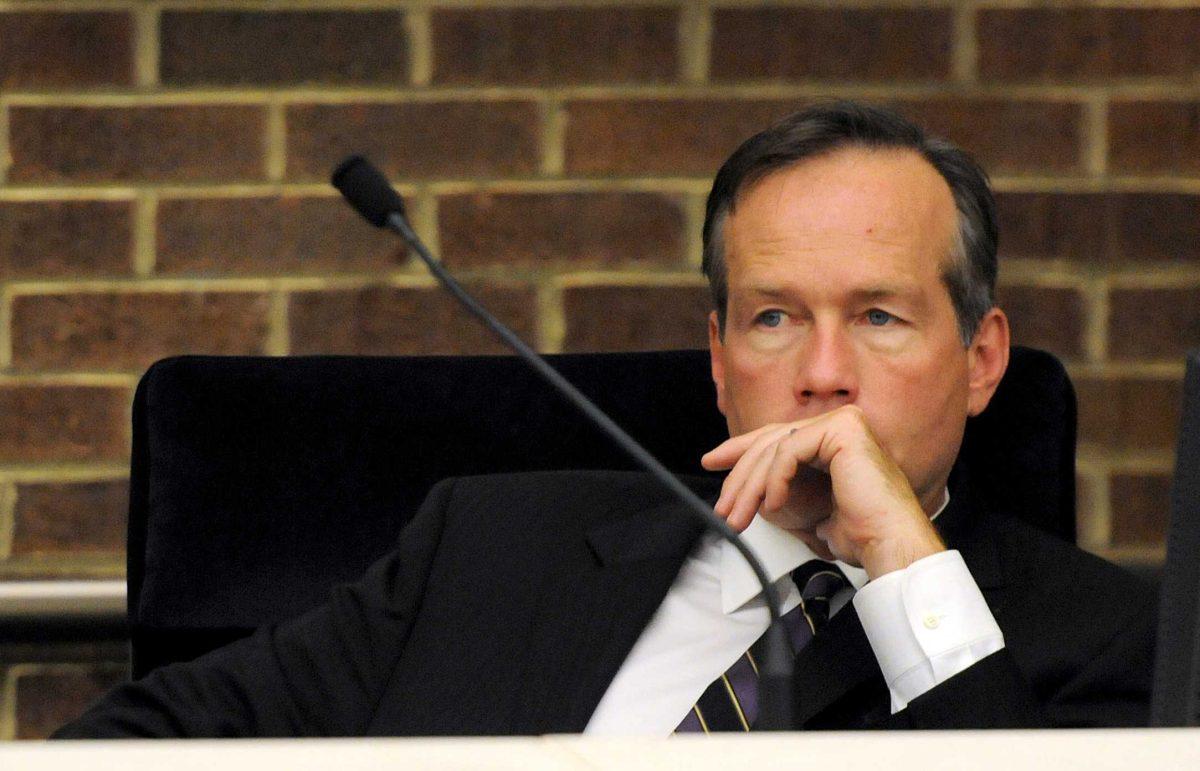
[701,405,945,580]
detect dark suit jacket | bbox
[55,469,1154,737]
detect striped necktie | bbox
[676,560,849,733]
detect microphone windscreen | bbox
[331,156,407,228]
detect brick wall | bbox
[1,0,1196,738]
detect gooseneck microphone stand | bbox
[332,155,796,731]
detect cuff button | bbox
[923,614,940,629]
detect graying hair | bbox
[702,101,997,346]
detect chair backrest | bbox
[127,346,1075,678]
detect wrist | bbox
[859,525,946,581]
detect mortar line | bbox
[1065,360,1185,380]
[537,278,565,354]
[0,372,139,388]
[1083,96,1109,178]
[3,275,446,296]
[132,192,158,277]
[1085,274,1109,364]
[0,481,16,560]
[557,271,708,288]
[265,101,288,182]
[134,2,161,90]
[0,98,10,186]
[539,99,566,177]
[0,465,130,484]
[411,186,441,261]
[9,174,1200,199]
[1108,269,1200,288]
[0,664,16,742]
[0,285,12,371]
[951,2,978,85]
[406,5,433,87]
[11,80,1195,106]
[266,291,290,356]
[678,2,711,85]
[683,193,707,270]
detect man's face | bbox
[708,146,997,512]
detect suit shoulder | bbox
[444,468,715,504]
[990,514,1148,602]
[981,514,1153,657]
[431,470,721,527]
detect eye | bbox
[865,308,895,327]
[755,310,785,328]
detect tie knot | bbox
[791,559,847,598]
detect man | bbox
[56,101,1153,737]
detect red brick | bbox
[286,101,540,181]
[0,11,133,89]
[289,285,537,356]
[0,386,129,463]
[157,197,404,275]
[995,285,1085,360]
[979,9,1200,82]
[563,285,711,353]
[898,99,1083,176]
[432,7,677,85]
[10,292,271,372]
[12,480,128,555]
[1109,101,1200,175]
[997,193,1200,265]
[564,99,795,176]
[438,192,685,269]
[15,667,128,739]
[161,10,407,86]
[711,8,951,82]
[563,98,1081,177]
[9,106,266,183]
[1109,288,1200,362]
[1075,377,1181,452]
[0,200,132,277]
[1110,473,1172,547]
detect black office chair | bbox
[126,346,1076,679]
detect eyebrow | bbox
[846,285,924,305]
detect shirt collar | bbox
[718,488,950,615]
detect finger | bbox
[702,422,786,470]
[761,427,816,514]
[713,425,793,515]
[726,441,781,530]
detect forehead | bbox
[723,147,959,293]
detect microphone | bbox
[332,155,796,731]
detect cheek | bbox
[722,348,799,432]
[860,353,969,486]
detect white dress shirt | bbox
[584,492,1005,734]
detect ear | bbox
[966,307,1010,417]
[708,311,728,416]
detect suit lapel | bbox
[509,497,706,734]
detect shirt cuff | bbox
[851,549,1005,713]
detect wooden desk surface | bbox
[1,729,1197,770]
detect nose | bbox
[794,323,858,412]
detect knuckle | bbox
[839,403,866,423]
